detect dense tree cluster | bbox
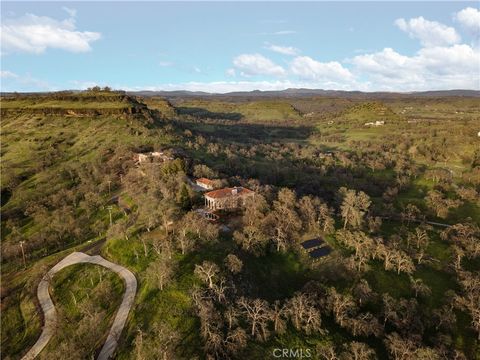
[233,189,334,255]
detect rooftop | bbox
[204,186,254,199]
[197,178,215,185]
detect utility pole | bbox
[19,240,26,269]
[107,206,113,226]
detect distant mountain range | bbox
[2,89,479,99]
[128,88,480,99]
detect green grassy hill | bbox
[336,101,402,123]
[142,96,177,119]
[173,98,304,123]
[1,92,172,210]
[1,92,179,271]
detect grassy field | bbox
[0,236,110,358]
[38,263,124,359]
[174,98,304,123]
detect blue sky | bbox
[1,1,479,92]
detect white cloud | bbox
[1,13,101,54]
[455,7,480,35]
[273,30,296,35]
[125,80,312,93]
[0,72,55,91]
[225,68,236,77]
[158,61,174,67]
[233,53,286,77]
[70,80,99,89]
[351,44,480,90]
[265,43,299,56]
[290,56,353,82]
[0,70,18,78]
[62,7,77,18]
[395,16,460,47]
[258,30,297,36]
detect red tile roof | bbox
[197,178,215,185]
[205,187,254,199]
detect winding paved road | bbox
[21,252,137,360]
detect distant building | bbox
[196,178,215,190]
[204,186,254,210]
[134,151,173,164]
[135,153,149,164]
[364,120,385,126]
[318,151,334,158]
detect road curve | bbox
[21,252,137,360]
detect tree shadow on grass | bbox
[179,120,314,144]
[176,106,243,121]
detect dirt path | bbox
[21,252,137,360]
[381,216,452,228]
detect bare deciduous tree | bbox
[340,341,377,360]
[454,271,480,339]
[316,342,339,360]
[134,323,180,360]
[401,203,421,225]
[339,188,371,230]
[327,287,357,327]
[233,226,268,256]
[224,254,243,274]
[270,300,288,334]
[344,312,383,337]
[146,254,175,291]
[286,292,323,334]
[353,279,374,306]
[409,277,432,298]
[195,261,220,289]
[385,333,418,360]
[237,297,271,341]
[224,327,247,355]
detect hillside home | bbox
[204,186,254,210]
[364,120,385,126]
[196,178,215,190]
[134,151,173,164]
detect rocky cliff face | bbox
[0,93,157,123]
[1,106,145,118]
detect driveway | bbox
[21,252,137,360]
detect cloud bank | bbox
[455,7,480,35]
[394,16,460,47]
[1,12,100,54]
[224,8,479,92]
[232,53,286,77]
